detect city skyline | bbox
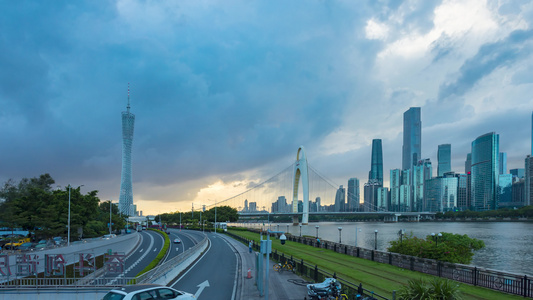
[1,1,533,215]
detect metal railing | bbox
[226,231,391,300]
[283,232,533,298]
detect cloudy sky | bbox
[1,0,532,215]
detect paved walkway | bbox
[221,234,309,300]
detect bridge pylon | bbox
[292,146,309,225]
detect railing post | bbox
[474,267,478,286]
[392,290,396,300]
[437,261,442,277]
[410,257,414,271]
[357,247,360,257]
[371,250,375,261]
[522,275,529,297]
[389,252,392,265]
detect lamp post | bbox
[437,232,442,247]
[109,200,113,235]
[338,227,342,244]
[374,229,378,250]
[286,224,289,233]
[68,184,71,247]
[399,229,405,243]
[431,232,435,244]
[299,224,302,237]
[355,226,361,247]
[315,225,319,238]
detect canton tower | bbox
[119,84,135,216]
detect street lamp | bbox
[338,227,342,244]
[399,229,405,243]
[299,224,302,237]
[437,232,442,246]
[286,224,289,233]
[374,229,378,250]
[315,225,319,238]
[109,200,113,235]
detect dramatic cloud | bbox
[1,0,532,214]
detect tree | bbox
[388,232,485,264]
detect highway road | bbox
[171,231,238,299]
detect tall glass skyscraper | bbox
[437,144,451,176]
[390,169,401,212]
[119,87,136,216]
[402,107,421,170]
[369,139,383,184]
[347,178,360,212]
[499,152,507,175]
[471,132,499,211]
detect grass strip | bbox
[135,228,170,278]
[228,229,524,300]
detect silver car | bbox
[102,284,195,300]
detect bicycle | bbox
[273,259,295,273]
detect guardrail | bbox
[136,235,208,284]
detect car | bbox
[17,242,35,251]
[102,284,195,300]
[173,238,181,244]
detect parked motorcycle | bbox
[307,278,342,299]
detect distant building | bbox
[369,139,383,184]
[402,107,422,170]
[315,197,321,212]
[425,173,466,212]
[334,185,346,212]
[399,184,411,212]
[499,152,507,175]
[119,86,136,216]
[390,169,401,212]
[510,168,525,179]
[498,174,513,207]
[512,178,525,206]
[471,132,499,211]
[413,159,432,212]
[364,180,381,212]
[437,144,451,177]
[272,196,289,213]
[525,155,533,206]
[249,202,257,212]
[377,187,389,211]
[244,199,248,212]
[465,153,472,174]
[347,178,360,212]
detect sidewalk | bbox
[221,235,309,300]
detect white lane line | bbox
[109,232,154,284]
[140,249,144,253]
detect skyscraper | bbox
[334,185,346,212]
[119,85,136,216]
[369,139,383,184]
[413,158,432,211]
[499,152,507,175]
[525,155,533,206]
[347,178,360,212]
[402,107,421,170]
[390,169,401,212]
[471,132,499,211]
[437,144,451,176]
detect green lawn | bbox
[228,229,524,300]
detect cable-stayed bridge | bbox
[206,146,434,224]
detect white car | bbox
[102,284,195,300]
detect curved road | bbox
[171,231,238,299]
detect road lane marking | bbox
[194,280,210,298]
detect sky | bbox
[1,0,533,215]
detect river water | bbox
[237,221,533,276]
